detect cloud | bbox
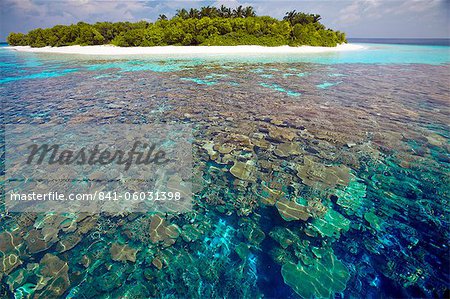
[339,0,445,23]
[338,0,383,24]
[1,0,448,41]
[4,0,159,23]
[401,0,441,12]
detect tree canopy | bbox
[7,6,346,47]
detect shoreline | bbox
[7,44,366,55]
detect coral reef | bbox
[281,249,350,298]
[1,58,449,298]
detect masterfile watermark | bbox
[5,124,193,213]
[26,141,171,170]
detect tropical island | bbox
[7,6,347,48]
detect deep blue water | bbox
[348,38,450,46]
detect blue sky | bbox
[1,0,449,41]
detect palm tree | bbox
[233,5,244,18]
[200,6,219,18]
[283,10,298,24]
[210,6,219,18]
[189,8,200,19]
[219,5,231,18]
[312,14,322,23]
[175,9,189,19]
[243,6,256,18]
[158,14,168,21]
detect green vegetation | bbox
[7,6,346,47]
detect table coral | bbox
[281,250,350,298]
[149,214,181,247]
[275,199,310,221]
[110,243,138,263]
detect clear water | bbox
[0,42,449,298]
[1,42,449,84]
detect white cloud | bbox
[1,0,448,40]
[338,0,383,24]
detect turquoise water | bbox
[260,82,302,96]
[1,43,449,84]
[317,81,342,89]
[180,77,217,85]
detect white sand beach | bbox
[8,44,365,55]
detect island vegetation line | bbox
[7,5,347,48]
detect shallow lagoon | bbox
[1,42,450,83]
[0,43,449,298]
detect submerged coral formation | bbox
[281,249,350,298]
[0,52,449,299]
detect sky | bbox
[0,0,449,41]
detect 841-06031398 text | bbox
[9,191,182,201]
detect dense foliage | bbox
[7,6,346,47]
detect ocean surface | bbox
[348,38,450,46]
[0,41,449,298]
